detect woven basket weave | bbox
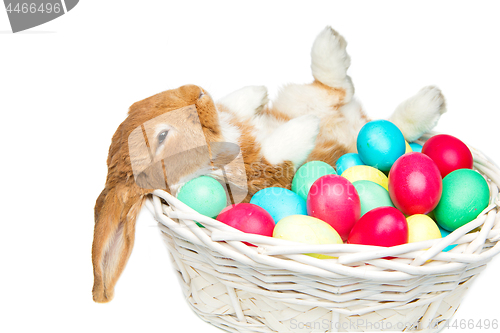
[146,132,500,333]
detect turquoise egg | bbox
[335,153,365,176]
[357,120,406,172]
[438,226,457,252]
[352,180,395,216]
[250,187,307,224]
[291,161,336,201]
[177,176,227,218]
[409,142,423,153]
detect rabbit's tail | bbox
[92,185,145,303]
[310,26,354,104]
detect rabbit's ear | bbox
[92,185,145,303]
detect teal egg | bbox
[352,180,395,216]
[291,161,336,201]
[434,169,490,231]
[357,120,406,172]
[439,226,457,252]
[250,187,307,224]
[177,176,227,218]
[409,142,423,153]
[335,153,365,176]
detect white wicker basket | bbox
[145,132,500,333]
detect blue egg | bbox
[438,226,457,252]
[409,142,423,153]
[357,120,406,172]
[335,153,365,176]
[250,187,307,224]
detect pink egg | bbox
[422,134,473,178]
[217,203,275,246]
[307,174,360,241]
[348,206,408,247]
[388,152,442,215]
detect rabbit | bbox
[92,26,446,303]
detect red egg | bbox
[388,152,442,215]
[422,134,473,178]
[307,174,361,241]
[217,203,275,246]
[348,206,408,247]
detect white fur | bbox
[261,114,320,166]
[218,110,242,145]
[311,26,354,102]
[272,83,341,119]
[321,98,367,151]
[217,85,269,121]
[251,113,287,145]
[389,86,447,142]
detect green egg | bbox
[177,176,227,218]
[434,169,490,231]
[352,180,395,216]
[292,161,336,201]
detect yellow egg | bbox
[341,165,389,190]
[405,140,412,154]
[273,215,342,259]
[407,214,442,243]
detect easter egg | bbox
[422,134,473,178]
[341,165,389,190]
[406,214,441,243]
[388,152,442,215]
[439,227,457,252]
[291,161,336,201]
[357,120,406,172]
[217,203,275,239]
[307,174,360,241]
[409,142,423,153]
[348,206,408,247]
[273,215,343,259]
[250,187,307,224]
[352,180,395,216]
[434,169,490,231]
[335,153,365,176]
[405,141,412,154]
[177,176,227,218]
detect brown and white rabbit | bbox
[92,26,446,303]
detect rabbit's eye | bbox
[158,130,169,145]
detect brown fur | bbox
[93,85,226,302]
[92,85,296,302]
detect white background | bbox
[1,1,499,332]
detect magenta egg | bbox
[348,206,408,247]
[217,203,275,245]
[307,174,361,241]
[388,152,442,215]
[422,134,473,178]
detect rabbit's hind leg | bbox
[311,26,354,103]
[389,86,447,142]
[269,26,354,121]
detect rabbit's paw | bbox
[390,86,447,142]
[262,114,320,166]
[311,26,351,88]
[218,85,269,120]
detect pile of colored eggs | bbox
[175,120,490,258]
